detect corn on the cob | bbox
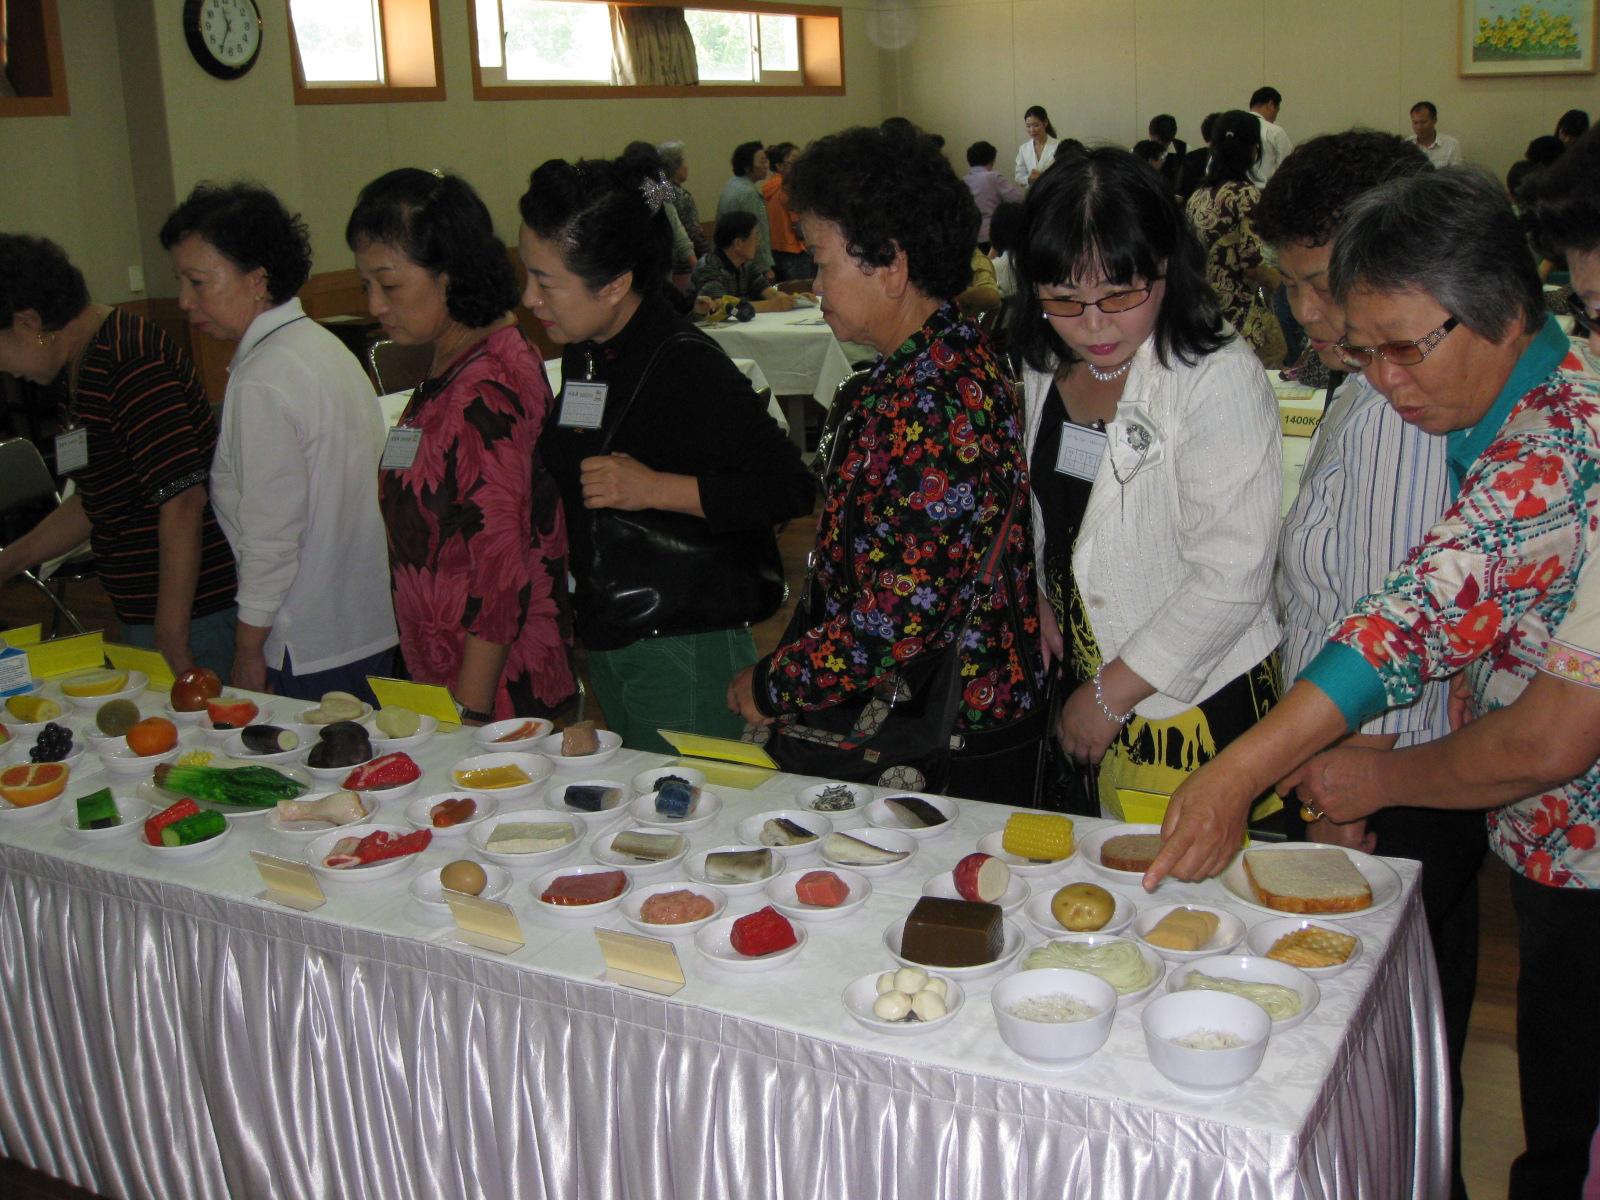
[1001,812,1075,862]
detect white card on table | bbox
[445,891,526,954]
[597,927,686,995]
[251,851,326,911]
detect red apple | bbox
[171,667,223,712]
[205,697,259,729]
[953,852,1011,903]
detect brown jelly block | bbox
[899,896,1003,968]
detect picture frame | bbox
[1460,0,1597,76]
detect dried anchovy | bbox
[810,784,858,812]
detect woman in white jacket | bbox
[1015,105,1061,187]
[1014,146,1282,819]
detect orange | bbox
[126,717,179,757]
[0,761,69,807]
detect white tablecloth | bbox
[0,715,1447,1200]
[703,309,873,407]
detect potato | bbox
[1050,882,1116,931]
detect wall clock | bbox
[183,0,263,81]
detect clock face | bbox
[184,0,263,80]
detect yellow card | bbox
[105,643,176,689]
[1114,788,1172,826]
[250,851,327,911]
[596,927,686,995]
[366,677,461,727]
[0,624,42,647]
[24,631,105,679]
[1280,406,1324,439]
[657,729,778,770]
[445,892,525,954]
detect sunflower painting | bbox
[1461,1,1596,74]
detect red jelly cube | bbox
[794,870,850,908]
[729,906,798,957]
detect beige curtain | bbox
[610,6,700,86]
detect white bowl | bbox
[736,809,832,860]
[1024,883,1138,938]
[404,791,497,836]
[267,790,374,838]
[921,867,1031,916]
[991,968,1119,1068]
[467,814,582,869]
[449,752,552,802]
[694,912,807,972]
[628,785,723,830]
[842,971,965,1037]
[865,791,958,838]
[592,824,691,878]
[409,860,513,914]
[159,695,209,725]
[222,728,306,766]
[471,717,553,751]
[84,717,137,750]
[1132,903,1247,961]
[143,815,232,859]
[55,670,148,709]
[794,780,871,826]
[1142,990,1272,1092]
[1166,954,1321,1032]
[764,867,870,922]
[306,823,428,881]
[631,764,707,795]
[1078,822,1165,882]
[533,728,623,771]
[14,732,87,769]
[1244,916,1365,978]
[819,828,917,877]
[1019,934,1166,1007]
[882,914,1026,980]
[97,741,179,780]
[197,696,271,743]
[529,863,633,918]
[975,828,1076,876]
[0,695,76,734]
[686,843,784,895]
[297,699,374,726]
[0,785,67,822]
[59,787,144,840]
[365,713,439,753]
[620,880,726,936]
[543,777,633,826]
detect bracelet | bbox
[1092,665,1133,726]
[454,696,494,723]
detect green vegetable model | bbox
[152,763,307,808]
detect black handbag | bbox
[582,332,786,642]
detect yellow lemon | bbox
[6,694,62,722]
[60,668,130,697]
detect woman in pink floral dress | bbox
[348,169,576,724]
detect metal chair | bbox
[0,437,92,636]
[366,339,434,397]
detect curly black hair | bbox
[1522,126,1600,259]
[159,183,312,304]
[0,233,89,331]
[518,156,671,295]
[345,168,517,329]
[1012,146,1226,373]
[1255,130,1430,249]
[784,124,978,301]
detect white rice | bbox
[1007,994,1100,1023]
[1172,1028,1246,1051]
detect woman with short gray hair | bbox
[657,139,711,258]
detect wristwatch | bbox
[454,697,494,723]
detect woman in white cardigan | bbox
[1014,146,1282,819]
[1015,105,1062,187]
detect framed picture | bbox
[1461,0,1597,75]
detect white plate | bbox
[920,867,1031,916]
[529,863,632,918]
[143,816,231,860]
[1166,954,1321,1032]
[0,695,76,734]
[59,787,144,840]
[139,762,312,818]
[467,815,582,869]
[842,971,965,1036]
[695,912,807,972]
[620,880,726,936]
[298,699,374,726]
[628,786,723,830]
[533,728,623,771]
[403,791,497,836]
[736,809,832,860]
[542,777,633,826]
[686,843,784,895]
[1077,823,1165,881]
[471,717,553,751]
[592,825,691,877]
[97,741,180,780]
[976,829,1076,876]
[764,867,870,922]
[631,764,707,795]
[1220,843,1402,921]
[1131,903,1247,961]
[1019,933,1167,1007]
[1244,916,1365,977]
[1024,883,1138,938]
[306,823,428,881]
[53,670,149,709]
[882,914,1026,980]
[449,752,552,802]
[222,728,306,765]
[794,780,869,826]
[159,696,209,725]
[365,713,439,753]
[409,861,512,913]
[267,790,374,838]
[819,828,917,877]
[865,791,958,838]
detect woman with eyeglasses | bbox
[1015,147,1282,819]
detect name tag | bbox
[558,380,608,429]
[55,427,88,475]
[379,426,422,471]
[1055,422,1107,481]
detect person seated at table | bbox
[1014,146,1282,822]
[690,212,797,313]
[964,140,1024,250]
[0,234,238,678]
[520,154,814,753]
[347,168,577,726]
[990,201,1024,300]
[1150,165,1600,1200]
[159,182,398,701]
[727,122,1047,804]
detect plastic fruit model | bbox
[126,717,179,757]
[205,697,259,729]
[953,852,1011,903]
[96,699,141,736]
[7,694,61,723]
[0,762,69,806]
[29,722,73,763]
[170,667,222,712]
[59,669,130,698]
[1050,882,1116,932]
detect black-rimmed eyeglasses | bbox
[1037,281,1163,318]
[1336,316,1459,368]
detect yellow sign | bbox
[596,927,686,995]
[657,728,777,770]
[105,643,176,689]
[366,676,461,727]
[445,892,525,954]
[24,631,105,679]
[1280,406,1324,439]
[0,624,42,647]
[250,851,327,911]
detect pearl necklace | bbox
[1085,358,1133,383]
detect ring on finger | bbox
[1299,802,1324,823]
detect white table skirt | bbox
[703,309,871,407]
[0,731,1447,1200]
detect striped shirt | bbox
[71,310,236,625]
[1276,373,1452,745]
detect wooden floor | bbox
[0,517,1529,1197]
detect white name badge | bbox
[379,426,422,471]
[1055,422,1107,481]
[55,427,88,475]
[558,380,608,429]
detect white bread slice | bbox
[1243,849,1372,914]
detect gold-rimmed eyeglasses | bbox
[1336,316,1459,368]
[1038,281,1163,318]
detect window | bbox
[502,0,611,83]
[287,0,444,104]
[0,0,70,118]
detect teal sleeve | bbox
[1297,642,1390,732]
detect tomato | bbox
[171,667,223,712]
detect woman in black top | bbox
[517,155,815,753]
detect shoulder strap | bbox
[598,330,712,454]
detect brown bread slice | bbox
[1243,849,1372,914]
[1100,833,1162,873]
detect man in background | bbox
[1409,101,1462,166]
[1149,113,1187,197]
[1249,86,1293,186]
[717,141,774,281]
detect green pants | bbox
[586,627,756,754]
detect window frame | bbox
[287,0,446,106]
[0,0,71,119]
[468,0,844,100]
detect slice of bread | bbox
[1100,833,1162,873]
[1243,849,1372,914]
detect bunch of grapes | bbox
[31,722,73,763]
